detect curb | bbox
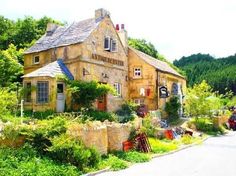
[83,168,110,176]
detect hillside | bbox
[173,53,236,94]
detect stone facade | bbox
[23,9,128,112]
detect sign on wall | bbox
[159,86,169,98]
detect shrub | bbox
[48,134,101,171]
[23,110,55,119]
[25,117,67,154]
[116,101,138,123]
[165,96,180,122]
[0,144,81,176]
[141,115,156,137]
[83,109,118,122]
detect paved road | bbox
[97,131,236,176]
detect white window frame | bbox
[114,82,122,97]
[33,55,40,64]
[111,39,118,52]
[104,36,111,51]
[37,81,49,103]
[134,67,142,78]
[134,98,145,105]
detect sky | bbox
[1,0,236,62]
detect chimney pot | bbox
[121,24,125,30]
[116,24,120,31]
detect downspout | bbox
[156,69,159,109]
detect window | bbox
[134,68,142,78]
[37,81,49,103]
[104,37,110,51]
[24,82,31,102]
[114,83,122,97]
[104,36,117,52]
[111,39,117,52]
[134,99,144,105]
[33,56,40,64]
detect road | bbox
[97,131,236,176]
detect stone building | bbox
[22,8,128,112]
[22,8,186,113]
[128,47,186,114]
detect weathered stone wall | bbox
[105,122,132,151]
[67,122,108,154]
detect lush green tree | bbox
[128,38,158,58]
[0,16,15,50]
[174,53,236,94]
[0,44,23,88]
[184,80,222,117]
[66,80,115,108]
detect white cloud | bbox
[1,0,236,61]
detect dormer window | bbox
[104,36,117,52]
[33,56,40,64]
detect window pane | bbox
[37,82,49,103]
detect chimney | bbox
[95,8,110,19]
[117,24,128,54]
[46,23,59,36]
[116,24,120,31]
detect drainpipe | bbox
[156,69,159,109]
[21,99,24,117]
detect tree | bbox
[66,80,115,109]
[184,80,222,117]
[128,38,158,58]
[174,53,236,94]
[0,44,23,88]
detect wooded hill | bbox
[173,53,236,94]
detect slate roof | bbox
[129,47,185,78]
[22,59,74,80]
[24,18,103,54]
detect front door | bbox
[97,94,107,111]
[56,83,65,112]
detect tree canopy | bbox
[174,53,236,94]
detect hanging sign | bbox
[140,88,145,96]
[159,86,169,98]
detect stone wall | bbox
[67,119,143,154]
[67,121,108,154]
[105,122,132,151]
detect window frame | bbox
[33,55,40,64]
[133,67,142,78]
[134,98,145,105]
[113,82,122,97]
[37,81,49,104]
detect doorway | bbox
[97,94,107,111]
[56,82,65,112]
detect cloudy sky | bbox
[1,0,236,61]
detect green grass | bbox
[112,151,151,163]
[99,154,128,171]
[149,137,178,154]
